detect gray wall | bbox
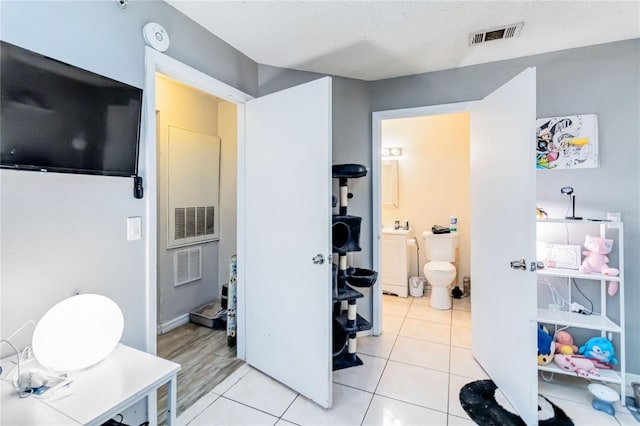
[0,0,256,371]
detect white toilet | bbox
[422,231,458,310]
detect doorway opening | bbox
[371,101,475,335]
[143,47,253,421]
[374,109,473,359]
[378,111,471,313]
[154,72,243,421]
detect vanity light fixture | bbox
[381,147,403,157]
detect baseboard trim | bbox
[157,313,190,335]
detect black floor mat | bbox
[459,379,573,425]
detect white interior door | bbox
[244,77,333,407]
[470,68,537,424]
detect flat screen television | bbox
[1,41,143,177]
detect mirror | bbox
[382,159,399,208]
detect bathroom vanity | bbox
[381,228,413,297]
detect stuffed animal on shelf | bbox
[553,354,599,377]
[579,337,618,366]
[538,324,554,365]
[579,235,620,296]
[554,330,578,355]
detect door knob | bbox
[312,254,325,265]
[510,258,527,270]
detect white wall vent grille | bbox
[196,207,206,236]
[185,207,196,238]
[469,22,524,45]
[175,208,186,239]
[174,206,215,240]
[174,246,202,286]
[205,206,215,235]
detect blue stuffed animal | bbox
[579,337,617,366]
[537,324,554,365]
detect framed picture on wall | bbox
[536,114,599,170]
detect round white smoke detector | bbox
[143,22,170,52]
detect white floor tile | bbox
[384,294,412,304]
[177,391,220,426]
[537,373,593,405]
[617,411,640,425]
[274,420,298,426]
[189,396,278,426]
[333,353,387,393]
[410,295,432,305]
[389,336,450,372]
[362,394,448,425]
[383,299,411,317]
[406,304,452,324]
[547,395,620,425]
[399,318,451,345]
[447,414,476,425]
[449,346,488,379]
[357,334,397,359]
[376,360,449,412]
[451,309,471,327]
[450,325,471,348]
[211,363,253,395]
[223,369,298,417]
[282,383,372,426]
[382,314,405,335]
[452,297,471,311]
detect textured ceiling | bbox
[166,1,640,81]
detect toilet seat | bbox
[425,261,455,273]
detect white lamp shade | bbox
[32,294,124,372]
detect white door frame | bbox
[371,101,476,334]
[143,47,252,419]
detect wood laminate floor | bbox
[157,312,243,425]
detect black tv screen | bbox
[0,41,142,177]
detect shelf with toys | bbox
[536,217,626,402]
[537,308,621,333]
[538,362,623,384]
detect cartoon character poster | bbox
[536,114,599,170]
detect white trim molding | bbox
[157,313,191,335]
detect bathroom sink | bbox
[346,268,378,288]
[381,227,412,235]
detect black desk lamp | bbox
[561,186,582,220]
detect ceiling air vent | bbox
[469,22,524,46]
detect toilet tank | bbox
[422,232,458,262]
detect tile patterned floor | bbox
[176,292,637,425]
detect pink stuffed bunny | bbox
[579,235,619,295]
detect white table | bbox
[1,344,180,426]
